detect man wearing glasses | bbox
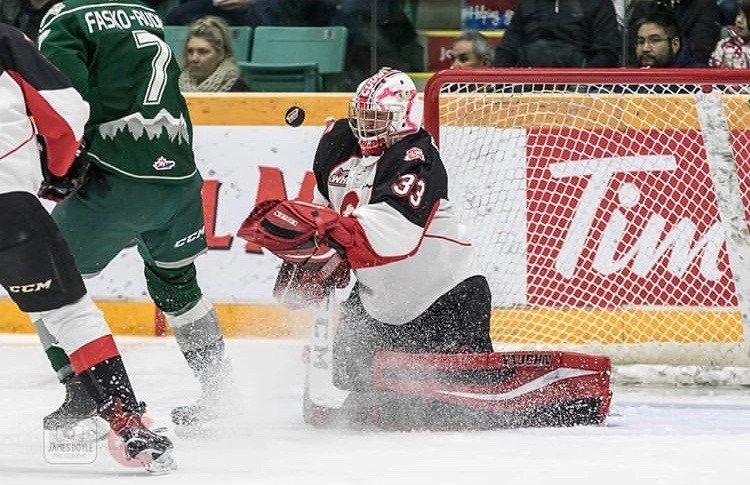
[635,11,703,67]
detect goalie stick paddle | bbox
[306,254,350,412]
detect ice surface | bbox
[1,334,749,485]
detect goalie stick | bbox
[303,254,350,424]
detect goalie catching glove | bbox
[238,199,353,308]
[273,258,350,309]
[38,140,92,202]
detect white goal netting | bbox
[424,68,750,384]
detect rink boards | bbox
[0,93,744,353]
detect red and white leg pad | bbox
[327,351,612,430]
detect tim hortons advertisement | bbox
[442,126,744,310]
[525,127,736,308]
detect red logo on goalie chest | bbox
[340,192,360,216]
[404,147,424,161]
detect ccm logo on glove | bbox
[273,210,298,227]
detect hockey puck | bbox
[285,106,305,127]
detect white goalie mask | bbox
[348,67,424,157]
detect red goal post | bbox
[423,68,750,383]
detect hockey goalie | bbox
[238,68,612,430]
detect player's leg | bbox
[332,285,390,391]
[357,276,610,429]
[37,173,139,430]
[137,173,235,426]
[0,192,173,470]
[393,274,494,354]
[333,275,492,392]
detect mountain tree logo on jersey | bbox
[153,156,175,171]
[404,147,425,162]
[328,166,349,187]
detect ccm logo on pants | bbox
[174,227,205,248]
[9,280,52,293]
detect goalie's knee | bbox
[0,192,85,312]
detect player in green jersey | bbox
[36,0,235,429]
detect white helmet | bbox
[349,67,424,157]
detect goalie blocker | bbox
[305,350,612,430]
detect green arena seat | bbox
[251,26,347,75]
[238,61,320,92]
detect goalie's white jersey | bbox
[312,119,482,325]
[0,24,88,195]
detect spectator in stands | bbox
[710,0,750,67]
[246,0,335,26]
[635,11,703,66]
[624,0,721,66]
[448,30,493,68]
[178,16,249,92]
[164,0,254,26]
[494,0,620,67]
[331,0,422,90]
[718,0,738,26]
[0,0,54,39]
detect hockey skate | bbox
[171,359,239,430]
[103,398,176,474]
[43,375,108,441]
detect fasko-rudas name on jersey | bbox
[83,8,162,33]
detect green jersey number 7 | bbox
[132,30,171,106]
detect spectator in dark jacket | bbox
[331,0,421,90]
[246,0,336,26]
[625,0,721,66]
[0,0,54,39]
[718,0,738,26]
[635,10,704,67]
[494,0,620,67]
[165,0,255,26]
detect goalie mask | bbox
[349,67,423,157]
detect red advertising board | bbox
[525,128,736,308]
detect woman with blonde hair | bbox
[179,15,249,92]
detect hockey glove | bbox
[273,256,351,309]
[38,144,92,202]
[237,199,353,265]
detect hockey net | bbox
[423,68,750,385]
